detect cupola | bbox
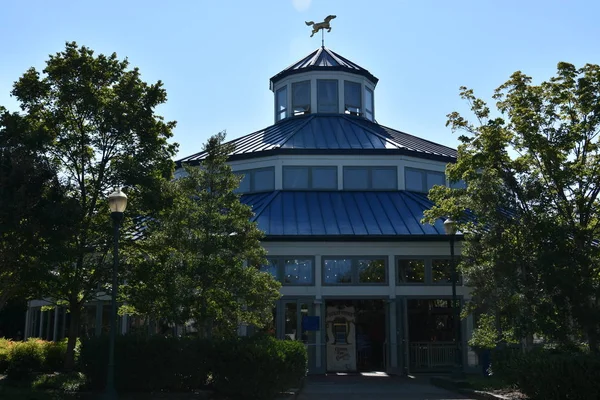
[270,47,379,123]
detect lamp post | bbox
[443,217,463,379]
[106,188,127,399]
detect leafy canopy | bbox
[425,62,600,351]
[124,132,280,336]
[7,41,178,366]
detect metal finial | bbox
[305,15,336,47]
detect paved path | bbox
[297,374,473,400]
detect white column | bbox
[61,307,67,340]
[53,307,59,341]
[314,300,322,369]
[314,255,322,370]
[38,309,44,338]
[121,314,128,335]
[388,255,396,297]
[388,300,398,371]
[24,306,31,340]
[95,301,103,336]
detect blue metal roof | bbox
[270,47,378,88]
[240,190,449,240]
[177,114,457,165]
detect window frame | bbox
[343,166,398,190]
[234,167,275,194]
[322,256,388,285]
[292,80,311,116]
[404,167,446,193]
[276,86,288,121]
[317,79,339,113]
[261,256,315,286]
[365,87,374,121]
[344,80,362,116]
[396,256,461,285]
[283,166,338,190]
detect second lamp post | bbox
[443,217,463,378]
[106,188,128,399]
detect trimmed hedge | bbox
[211,336,307,400]
[80,334,307,399]
[80,335,212,392]
[492,347,600,400]
[0,338,68,380]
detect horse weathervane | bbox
[305,15,336,47]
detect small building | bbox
[178,46,473,374]
[24,45,475,375]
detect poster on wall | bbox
[326,306,356,372]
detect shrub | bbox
[5,339,46,380]
[515,352,600,400]
[32,371,87,392]
[80,334,307,398]
[80,334,212,392]
[211,335,307,400]
[492,346,600,400]
[0,338,16,373]
[44,339,68,372]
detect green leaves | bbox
[428,62,600,351]
[2,42,179,366]
[124,132,280,335]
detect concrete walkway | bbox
[297,374,473,400]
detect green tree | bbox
[0,108,74,312]
[9,42,177,367]
[425,62,600,353]
[124,132,281,336]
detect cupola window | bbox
[365,87,374,121]
[317,79,338,113]
[344,81,361,116]
[292,81,311,116]
[276,86,287,121]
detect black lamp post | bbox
[443,217,463,378]
[105,188,127,399]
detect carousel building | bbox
[25,44,475,375]
[177,45,473,374]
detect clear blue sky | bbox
[1,0,599,158]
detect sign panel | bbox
[302,316,320,331]
[326,306,357,372]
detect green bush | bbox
[211,335,307,400]
[44,339,68,372]
[515,352,600,400]
[492,347,600,400]
[5,339,47,380]
[80,334,307,398]
[0,338,15,373]
[80,335,212,392]
[32,371,87,392]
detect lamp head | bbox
[108,188,128,214]
[444,217,457,236]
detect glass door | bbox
[280,299,317,372]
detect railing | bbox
[409,342,457,371]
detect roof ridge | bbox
[341,115,404,150]
[327,48,361,70]
[250,190,280,221]
[277,114,315,148]
[378,123,457,154]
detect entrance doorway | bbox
[325,299,386,372]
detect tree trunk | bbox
[64,303,81,370]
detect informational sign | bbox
[302,316,320,331]
[326,306,356,372]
